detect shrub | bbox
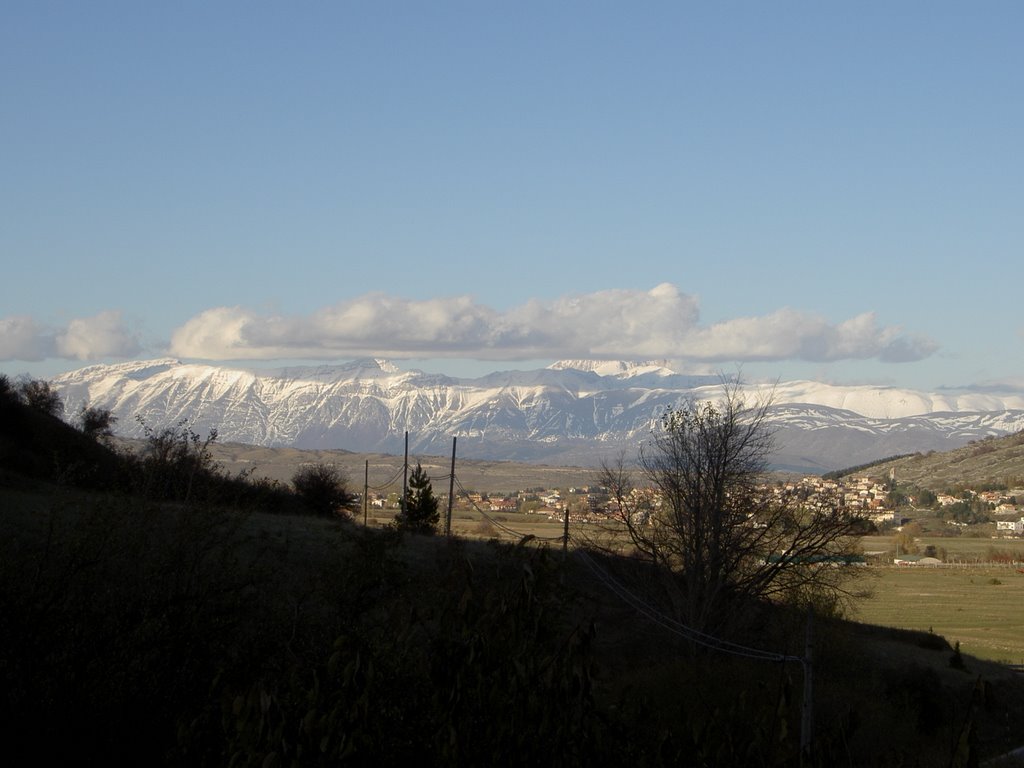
[0,375,15,403]
[78,405,117,440]
[18,378,63,417]
[292,463,357,517]
[124,418,224,503]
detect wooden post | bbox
[562,505,570,558]
[401,430,409,519]
[446,436,457,537]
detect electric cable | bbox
[572,546,802,664]
[366,464,406,491]
[453,475,565,542]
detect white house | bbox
[995,517,1024,534]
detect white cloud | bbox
[0,316,53,361]
[170,296,498,359]
[168,284,936,366]
[683,310,937,363]
[56,311,142,360]
[0,311,140,362]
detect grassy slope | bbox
[5,404,1024,764]
[4,479,1024,765]
[841,430,1024,491]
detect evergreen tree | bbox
[396,462,440,534]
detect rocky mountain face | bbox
[51,358,1024,473]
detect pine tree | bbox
[397,462,440,534]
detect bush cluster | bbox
[292,462,358,517]
[0,383,352,516]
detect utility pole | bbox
[800,607,814,760]
[401,430,409,520]
[363,459,368,527]
[446,436,457,537]
[562,505,570,558]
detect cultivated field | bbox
[200,441,599,494]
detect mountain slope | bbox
[51,359,1024,472]
[837,429,1024,490]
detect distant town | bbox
[366,473,1024,540]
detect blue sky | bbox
[3,2,1022,392]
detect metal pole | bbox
[363,459,368,527]
[446,436,457,536]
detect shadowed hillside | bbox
[3,388,1024,765]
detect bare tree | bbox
[598,382,865,636]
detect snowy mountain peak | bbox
[55,358,182,383]
[262,358,405,382]
[48,358,1024,472]
[548,359,679,378]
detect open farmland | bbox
[369,513,1024,664]
[362,507,570,540]
[853,535,1024,663]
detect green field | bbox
[851,567,1024,663]
[850,534,1024,663]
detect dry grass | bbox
[850,431,1024,490]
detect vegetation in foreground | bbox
[3,378,1024,765]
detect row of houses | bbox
[936,489,1020,509]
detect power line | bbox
[453,475,565,542]
[572,547,802,664]
[366,464,406,492]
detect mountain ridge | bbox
[50,358,1024,473]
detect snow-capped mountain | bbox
[51,358,1024,473]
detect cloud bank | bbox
[0,311,141,362]
[168,284,936,365]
